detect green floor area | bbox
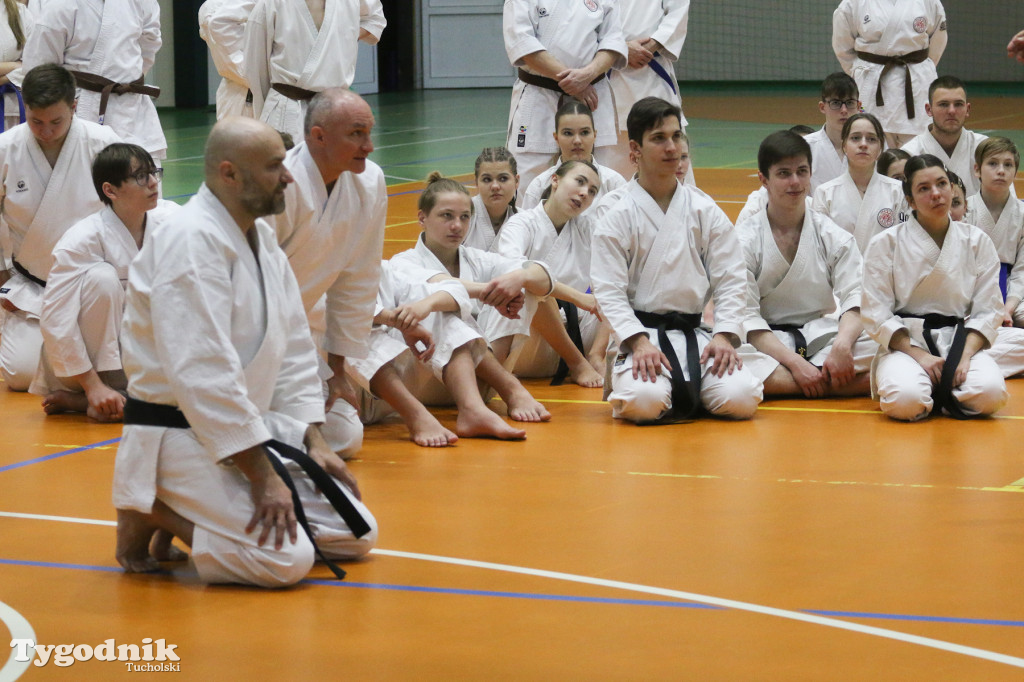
[157,86,1024,201]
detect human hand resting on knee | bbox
[953,331,986,387]
[305,426,361,501]
[701,333,742,378]
[626,333,670,382]
[230,446,297,551]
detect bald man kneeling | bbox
[111,117,378,587]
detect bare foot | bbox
[150,529,188,562]
[407,412,458,447]
[504,388,551,423]
[587,354,606,379]
[115,509,161,573]
[85,405,124,423]
[456,406,526,440]
[569,359,604,388]
[42,390,87,415]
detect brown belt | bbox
[517,68,604,94]
[855,48,930,120]
[68,71,160,124]
[271,82,317,101]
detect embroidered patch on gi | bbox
[583,0,599,12]
[862,14,870,24]
[614,353,628,367]
[517,133,526,148]
[538,6,548,17]
[913,16,927,33]
[0,287,9,295]
[15,179,26,192]
[877,207,896,228]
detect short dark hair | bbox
[821,72,858,102]
[92,143,155,206]
[901,154,948,199]
[788,124,816,136]
[946,170,966,198]
[626,96,681,144]
[928,75,967,103]
[22,63,76,109]
[757,130,812,177]
[877,148,911,177]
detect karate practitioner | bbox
[270,88,387,458]
[737,124,817,225]
[861,154,1008,421]
[877,148,911,183]
[112,117,377,586]
[198,0,256,120]
[499,160,609,387]
[948,170,967,221]
[0,64,121,391]
[30,143,177,420]
[349,260,528,445]
[464,146,519,253]
[0,0,31,131]
[502,0,627,193]
[591,97,763,423]
[901,76,988,195]
[391,173,552,423]
[813,112,908,253]
[244,0,386,140]
[520,100,625,212]
[20,0,166,160]
[604,0,690,184]
[833,0,947,147]
[739,130,874,398]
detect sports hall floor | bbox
[2,86,1024,680]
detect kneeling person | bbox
[31,143,178,420]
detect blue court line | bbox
[0,437,122,475]
[1,556,1022,628]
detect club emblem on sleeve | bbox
[877,207,896,228]
[913,16,927,33]
[583,0,599,12]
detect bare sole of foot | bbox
[407,413,458,447]
[456,408,526,440]
[150,529,188,562]
[570,362,604,388]
[42,390,87,415]
[504,391,552,423]
[115,509,161,573]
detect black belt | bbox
[271,82,317,101]
[517,68,605,93]
[123,397,371,579]
[855,48,930,120]
[898,313,970,419]
[770,324,809,359]
[550,300,584,386]
[68,71,160,124]
[633,311,702,424]
[12,258,45,287]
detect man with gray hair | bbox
[112,116,377,586]
[270,87,387,457]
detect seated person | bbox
[520,100,625,212]
[738,130,875,398]
[29,143,178,420]
[736,124,816,225]
[877,148,911,183]
[349,260,527,446]
[464,146,519,252]
[812,113,908,253]
[498,160,610,388]
[861,154,1008,421]
[591,97,763,423]
[947,170,968,221]
[390,172,552,423]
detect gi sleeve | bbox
[503,0,544,67]
[966,230,1003,348]
[651,0,689,62]
[39,226,98,377]
[591,204,645,347]
[735,219,771,337]
[831,0,858,75]
[359,0,386,43]
[860,230,904,350]
[139,1,162,75]
[242,0,271,119]
[701,203,746,341]
[1007,203,1024,305]
[822,217,863,316]
[19,3,71,72]
[207,0,254,85]
[595,0,628,70]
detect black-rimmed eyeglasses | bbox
[826,99,858,111]
[130,168,164,186]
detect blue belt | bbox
[647,53,678,95]
[0,83,25,126]
[999,262,1011,301]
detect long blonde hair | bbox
[4,0,24,52]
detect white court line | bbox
[374,130,505,151]
[0,601,36,682]
[4,511,1022,669]
[384,174,422,183]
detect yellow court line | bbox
[384,238,418,243]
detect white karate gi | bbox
[520,158,626,213]
[737,188,816,226]
[348,261,486,423]
[861,217,1008,421]
[736,208,877,382]
[0,1,31,132]
[271,142,388,456]
[804,127,847,192]
[901,128,988,195]
[833,0,947,137]
[20,0,166,157]
[112,184,377,587]
[497,204,600,377]
[591,180,764,422]
[812,171,908,253]
[244,0,386,140]
[390,234,554,347]
[0,118,120,390]
[30,201,179,396]
[463,193,515,253]
[503,0,627,191]
[965,193,1024,324]
[198,0,256,120]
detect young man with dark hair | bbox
[902,75,988,194]
[0,64,121,390]
[591,96,763,424]
[30,143,178,420]
[737,130,874,398]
